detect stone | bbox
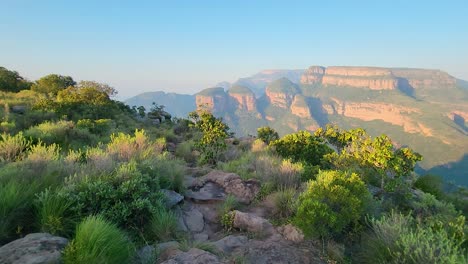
[160,248,224,264]
[0,233,68,264]
[156,241,181,262]
[232,210,275,236]
[244,239,318,264]
[185,182,226,202]
[193,171,260,204]
[212,235,248,254]
[193,233,209,242]
[183,207,204,232]
[135,245,156,264]
[161,189,184,208]
[277,224,304,243]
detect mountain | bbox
[218,69,304,97]
[125,91,195,118]
[127,65,468,185]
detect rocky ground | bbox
[0,169,326,264]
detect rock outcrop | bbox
[290,94,311,118]
[265,78,300,108]
[391,68,456,89]
[0,233,68,264]
[300,66,325,85]
[227,85,257,111]
[195,87,228,112]
[322,66,398,90]
[160,248,223,264]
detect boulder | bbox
[193,233,209,242]
[193,171,260,204]
[212,235,248,254]
[244,239,317,264]
[160,248,224,264]
[0,233,68,264]
[277,224,304,243]
[161,189,184,208]
[183,207,204,232]
[232,210,275,237]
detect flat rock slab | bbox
[185,182,226,202]
[183,207,205,232]
[162,189,184,208]
[0,233,68,264]
[160,248,224,264]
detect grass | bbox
[218,194,239,216]
[63,215,134,264]
[272,188,297,220]
[148,208,178,242]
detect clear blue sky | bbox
[1,0,467,98]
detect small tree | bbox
[137,106,146,118]
[294,170,371,239]
[31,74,76,95]
[257,126,279,144]
[189,109,229,165]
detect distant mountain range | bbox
[125,66,468,185]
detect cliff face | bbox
[227,85,257,111]
[300,66,326,85]
[265,78,300,108]
[290,95,311,118]
[196,87,228,113]
[300,66,457,90]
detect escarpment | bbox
[227,85,257,111]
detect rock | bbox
[300,66,326,85]
[265,78,300,109]
[135,245,156,264]
[185,182,226,202]
[0,233,68,264]
[244,239,318,264]
[183,207,204,232]
[174,207,188,232]
[161,189,184,208]
[212,235,248,254]
[193,233,209,242]
[290,94,311,118]
[195,87,228,113]
[157,241,181,262]
[160,248,224,264]
[232,210,275,237]
[277,224,304,243]
[11,105,27,114]
[227,85,257,111]
[193,171,260,204]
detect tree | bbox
[77,81,118,97]
[137,106,146,118]
[294,170,371,239]
[147,103,171,123]
[189,109,229,165]
[257,126,279,144]
[0,66,31,92]
[31,74,76,95]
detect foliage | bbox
[414,174,445,199]
[359,212,466,264]
[61,162,164,233]
[148,207,178,242]
[218,194,239,216]
[221,211,236,232]
[0,66,31,92]
[189,109,229,165]
[273,188,297,220]
[76,80,118,97]
[271,130,333,166]
[148,103,172,123]
[31,74,76,95]
[257,126,279,144]
[63,215,133,264]
[0,132,31,162]
[294,170,371,238]
[35,188,77,237]
[26,141,60,163]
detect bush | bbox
[359,212,466,264]
[218,194,239,216]
[175,140,197,164]
[294,170,371,238]
[414,174,445,199]
[63,215,133,264]
[273,188,296,220]
[26,141,60,163]
[0,132,30,162]
[35,188,77,237]
[147,207,178,242]
[139,153,185,193]
[257,126,279,144]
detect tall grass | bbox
[63,215,134,264]
[273,188,297,219]
[147,208,178,242]
[218,194,239,216]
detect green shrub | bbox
[175,140,196,164]
[35,189,77,237]
[257,126,279,144]
[294,170,371,238]
[0,132,30,162]
[218,194,239,216]
[148,208,178,242]
[26,141,60,163]
[63,215,133,264]
[414,174,445,199]
[61,163,164,233]
[139,153,185,193]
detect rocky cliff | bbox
[300,66,326,85]
[196,87,228,113]
[265,78,300,108]
[228,85,257,111]
[290,95,311,118]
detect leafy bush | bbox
[271,130,332,166]
[26,141,60,163]
[147,207,178,242]
[257,126,279,144]
[63,215,133,264]
[0,132,30,162]
[414,174,445,199]
[107,129,163,162]
[35,188,77,237]
[61,162,164,233]
[139,153,185,193]
[294,170,371,238]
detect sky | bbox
[1,0,467,99]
